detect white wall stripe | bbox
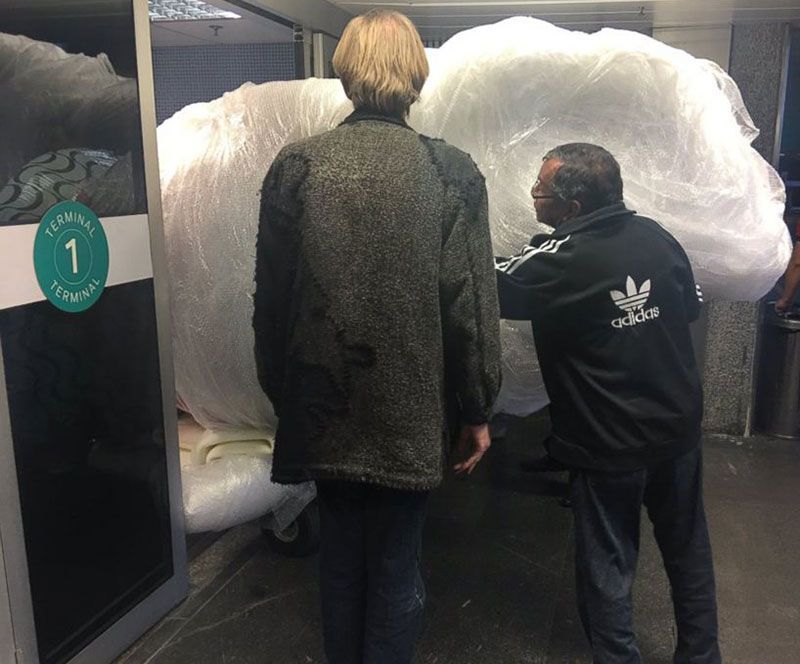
[0,214,153,310]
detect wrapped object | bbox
[412,18,789,298]
[160,17,790,423]
[181,456,315,533]
[411,19,790,414]
[0,33,138,186]
[159,80,350,430]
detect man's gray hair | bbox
[543,143,624,214]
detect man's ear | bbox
[566,200,582,219]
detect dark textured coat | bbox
[253,109,502,491]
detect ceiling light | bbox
[149,0,241,22]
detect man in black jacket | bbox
[496,144,721,663]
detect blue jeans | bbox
[570,447,721,664]
[316,481,428,664]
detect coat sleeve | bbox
[252,149,305,417]
[495,233,571,321]
[439,176,502,425]
[680,257,703,324]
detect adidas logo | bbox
[611,276,651,311]
[610,276,660,329]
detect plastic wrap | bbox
[0,33,138,186]
[181,456,316,534]
[160,17,790,424]
[411,19,791,414]
[412,18,789,296]
[159,80,350,430]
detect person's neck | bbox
[343,106,410,128]
[355,105,406,121]
[555,202,632,232]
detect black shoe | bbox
[519,454,568,473]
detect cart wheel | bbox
[262,501,320,557]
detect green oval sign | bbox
[33,201,109,313]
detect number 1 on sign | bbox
[65,238,78,274]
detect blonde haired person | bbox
[331,10,428,118]
[253,10,501,664]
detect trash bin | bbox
[753,309,800,439]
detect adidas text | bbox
[612,306,660,329]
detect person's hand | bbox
[776,297,790,314]
[453,423,491,474]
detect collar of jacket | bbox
[555,202,636,236]
[340,107,411,130]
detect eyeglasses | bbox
[530,178,558,200]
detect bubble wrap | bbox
[0,32,138,185]
[159,80,351,430]
[181,456,315,533]
[159,17,790,425]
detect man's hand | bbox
[453,423,491,475]
[776,297,790,314]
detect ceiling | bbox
[149,0,293,46]
[150,16,292,46]
[146,0,800,47]
[327,0,800,40]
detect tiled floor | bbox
[119,412,800,663]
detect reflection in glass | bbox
[0,27,145,221]
[0,2,174,662]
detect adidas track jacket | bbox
[496,203,704,471]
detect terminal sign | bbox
[33,201,109,313]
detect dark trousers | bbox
[316,481,428,664]
[570,447,721,664]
